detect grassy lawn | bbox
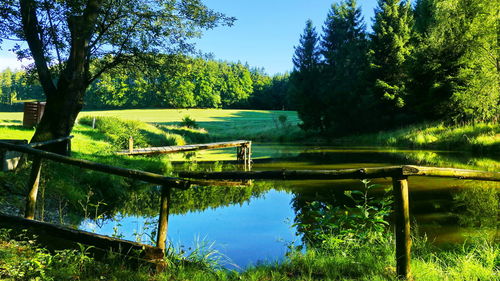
[0,108,303,142]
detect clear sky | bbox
[0,0,379,75]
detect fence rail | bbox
[0,139,498,279]
[179,165,500,181]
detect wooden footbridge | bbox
[116,139,252,169]
[0,138,498,279]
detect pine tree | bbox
[409,0,499,122]
[320,0,369,134]
[290,19,323,131]
[370,0,413,126]
[413,0,435,35]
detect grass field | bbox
[0,109,302,142]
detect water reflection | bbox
[2,145,495,268]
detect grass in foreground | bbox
[0,229,497,281]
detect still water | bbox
[80,144,499,269]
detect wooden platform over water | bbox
[116,140,251,156]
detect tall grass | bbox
[338,122,499,153]
[1,228,497,280]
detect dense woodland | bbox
[1,0,498,136]
[0,59,291,111]
[291,0,499,135]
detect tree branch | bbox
[19,0,57,96]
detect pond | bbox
[79,144,499,269]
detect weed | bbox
[180,115,199,129]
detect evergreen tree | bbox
[290,19,322,131]
[413,0,435,35]
[409,0,499,122]
[370,0,413,126]
[320,0,369,134]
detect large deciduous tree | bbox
[0,0,234,153]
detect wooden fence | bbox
[0,139,498,279]
[179,166,499,279]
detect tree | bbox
[320,0,369,134]
[0,69,13,104]
[0,0,234,153]
[369,0,413,127]
[409,0,499,122]
[290,19,322,131]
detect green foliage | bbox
[180,115,199,129]
[249,72,291,110]
[369,0,413,126]
[159,125,210,144]
[336,121,500,153]
[84,56,265,110]
[1,228,497,281]
[292,0,498,136]
[289,19,323,131]
[0,69,44,109]
[294,180,393,247]
[452,183,499,228]
[79,116,184,149]
[409,0,499,123]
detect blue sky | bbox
[0,0,379,75]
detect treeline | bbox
[0,68,44,110]
[291,0,499,135]
[0,57,291,110]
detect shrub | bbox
[180,115,198,129]
[79,116,185,149]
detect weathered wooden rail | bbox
[0,213,164,260]
[0,136,73,171]
[179,166,500,280]
[116,140,252,169]
[0,138,498,279]
[0,139,215,258]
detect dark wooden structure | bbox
[23,101,46,127]
[1,138,499,279]
[116,140,252,169]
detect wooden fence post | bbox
[25,156,42,220]
[246,142,252,171]
[236,146,243,163]
[129,137,134,154]
[66,139,72,157]
[156,185,171,251]
[392,176,411,280]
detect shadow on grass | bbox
[0,119,22,124]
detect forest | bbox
[290,0,498,135]
[1,0,498,137]
[0,58,291,111]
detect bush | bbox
[180,115,198,129]
[79,116,185,149]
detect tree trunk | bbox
[30,85,85,154]
[20,0,101,154]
